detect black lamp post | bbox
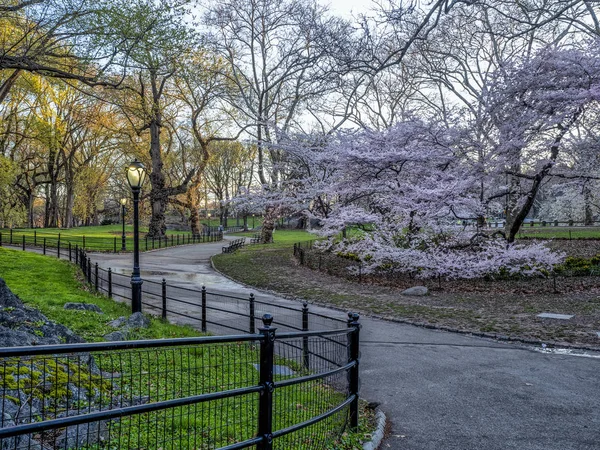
[120,198,127,251]
[252,214,255,229]
[126,160,146,314]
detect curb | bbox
[210,256,600,353]
[363,409,386,450]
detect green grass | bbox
[232,229,318,247]
[0,224,220,252]
[0,247,372,448]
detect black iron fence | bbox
[76,247,346,336]
[0,229,223,253]
[0,314,360,449]
[0,242,359,448]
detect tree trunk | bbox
[260,207,277,243]
[147,99,167,238]
[583,184,594,226]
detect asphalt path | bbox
[85,239,600,450]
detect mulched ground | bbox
[213,241,600,349]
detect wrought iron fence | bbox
[0,242,360,448]
[0,229,223,253]
[74,247,346,336]
[0,314,360,449]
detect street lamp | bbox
[120,198,127,251]
[126,160,147,314]
[252,214,255,229]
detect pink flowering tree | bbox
[484,42,600,242]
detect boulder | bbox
[126,312,150,329]
[64,303,103,313]
[103,331,128,342]
[107,316,127,328]
[0,278,24,308]
[401,286,429,296]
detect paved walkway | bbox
[86,240,600,450]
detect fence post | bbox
[83,236,86,250]
[258,314,276,450]
[75,244,78,265]
[162,279,167,320]
[249,293,256,334]
[43,238,46,255]
[302,302,309,370]
[348,312,360,430]
[94,263,99,291]
[87,258,92,284]
[0,232,2,247]
[9,228,12,245]
[57,238,60,258]
[152,236,155,250]
[114,237,117,253]
[293,243,297,256]
[201,286,207,333]
[34,230,36,246]
[22,235,25,251]
[108,268,112,299]
[69,242,72,261]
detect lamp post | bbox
[252,214,255,229]
[120,198,127,251]
[126,160,146,314]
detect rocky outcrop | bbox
[0,279,84,346]
[64,303,103,313]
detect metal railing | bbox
[0,314,360,449]
[0,229,224,253]
[74,247,346,336]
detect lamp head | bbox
[120,198,127,206]
[126,160,146,190]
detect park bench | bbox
[222,238,246,253]
[249,233,261,244]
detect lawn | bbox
[0,224,220,252]
[0,247,373,448]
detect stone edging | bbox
[363,409,386,450]
[210,256,600,353]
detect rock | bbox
[401,286,429,296]
[55,421,109,449]
[107,316,127,328]
[0,398,19,420]
[0,278,24,308]
[0,326,36,347]
[64,303,103,313]
[126,312,150,329]
[104,331,128,341]
[0,280,85,346]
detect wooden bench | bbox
[222,238,246,253]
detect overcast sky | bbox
[326,0,370,19]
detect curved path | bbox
[89,239,600,450]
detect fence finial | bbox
[261,313,273,327]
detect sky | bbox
[326,0,370,19]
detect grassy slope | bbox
[0,246,372,448]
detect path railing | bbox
[0,314,360,449]
[0,228,223,253]
[75,247,346,336]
